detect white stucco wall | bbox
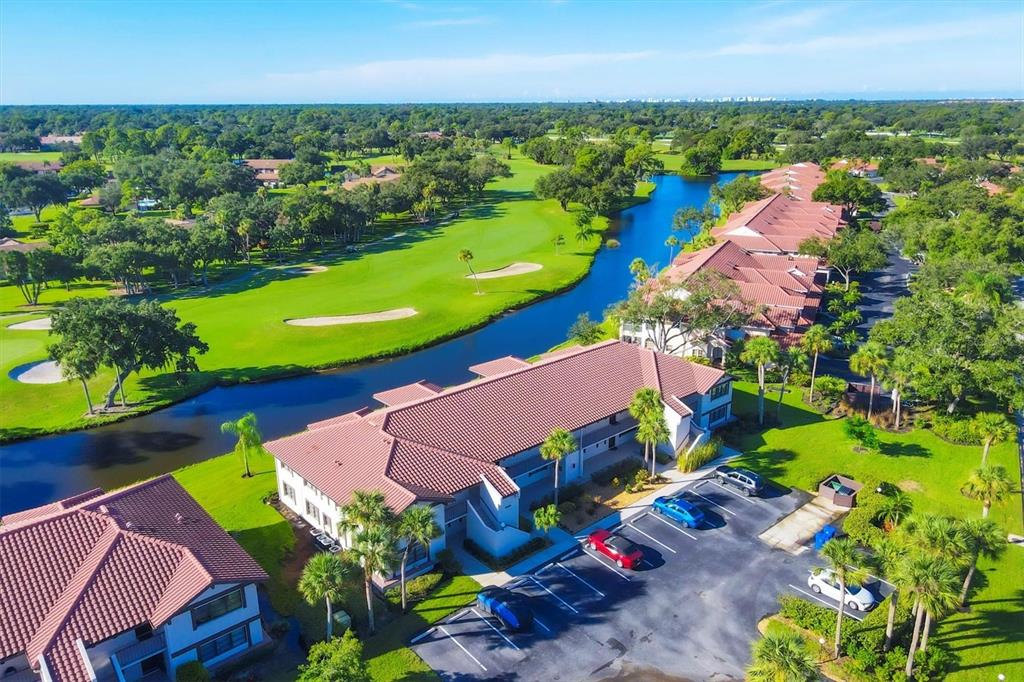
[165,583,262,672]
[480,477,520,527]
[276,459,341,539]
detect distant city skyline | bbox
[1,0,1021,105]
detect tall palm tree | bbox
[971,412,1015,466]
[956,517,1005,607]
[818,537,866,658]
[849,341,888,420]
[901,514,969,564]
[540,428,577,505]
[629,387,664,472]
[882,351,915,430]
[637,408,670,477]
[870,535,907,652]
[665,235,680,263]
[775,347,807,422]
[876,491,913,531]
[915,559,960,656]
[458,249,480,295]
[298,552,353,639]
[902,555,957,677]
[746,630,817,682]
[553,234,565,255]
[960,464,1013,519]
[575,208,596,243]
[351,525,397,635]
[220,411,264,478]
[396,505,441,612]
[799,324,832,403]
[338,490,395,542]
[740,337,780,425]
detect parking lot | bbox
[412,476,893,681]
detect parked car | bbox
[586,528,644,569]
[476,587,534,631]
[714,465,765,496]
[807,569,876,611]
[652,496,705,528]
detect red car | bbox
[586,528,643,569]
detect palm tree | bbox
[849,341,888,420]
[458,249,480,295]
[629,387,664,473]
[960,464,1013,519]
[220,412,264,478]
[540,428,577,505]
[902,555,958,677]
[971,412,1015,466]
[338,490,395,542]
[901,514,968,564]
[665,235,680,263]
[746,630,817,682]
[298,552,353,640]
[637,407,671,477]
[533,504,561,534]
[396,505,441,612]
[883,351,915,430]
[870,535,907,652]
[740,337,780,425]
[876,491,913,531]
[956,517,1005,607]
[775,347,807,422]
[553,234,565,255]
[575,207,596,244]
[351,525,397,635]
[915,559,960,657]
[799,324,832,403]
[818,537,866,658]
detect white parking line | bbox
[580,547,632,581]
[447,610,468,623]
[534,617,552,633]
[788,584,865,622]
[626,523,678,553]
[687,490,738,517]
[438,625,488,671]
[410,628,433,645]
[709,480,758,504]
[529,576,580,614]
[556,561,606,596]
[644,510,698,539]
[471,608,521,650]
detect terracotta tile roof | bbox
[40,135,83,146]
[978,180,1005,195]
[759,162,826,201]
[13,161,63,173]
[711,193,843,254]
[468,356,530,377]
[0,238,50,253]
[265,341,726,510]
[374,381,443,406]
[0,476,267,682]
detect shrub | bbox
[557,501,576,515]
[842,504,885,546]
[678,438,721,473]
[592,458,643,486]
[812,375,846,406]
[175,662,210,682]
[463,536,551,571]
[778,595,836,637]
[605,238,620,249]
[843,415,880,451]
[633,468,650,487]
[435,548,461,577]
[931,415,982,445]
[611,476,622,488]
[384,571,443,607]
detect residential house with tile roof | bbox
[242,159,292,187]
[758,162,827,202]
[620,240,825,362]
[0,476,268,682]
[264,340,732,560]
[710,193,844,255]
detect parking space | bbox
[413,477,875,681]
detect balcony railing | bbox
[112,632,166,668]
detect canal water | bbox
[0,173,740,515]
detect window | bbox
[708,405,729,424]
[305,501,320,524]
[197,625,247,662]
[191,588,245,627]
[282,482,296,502]
[710,382,730,400]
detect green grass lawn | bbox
[0,151,63,163]
[728,382,1023,679]
[1,149,649,440]
[174,447,477,682]
[654,152,779,174]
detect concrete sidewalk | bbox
[455,446,744,587]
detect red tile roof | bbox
[13,161,63,173]
[374,380,443,406]
[0,476,267,682]
[265,341,726,511]
[711,193,843,254]
[468,356,530,377]
[759,162,826,201]
[0,238,50,253]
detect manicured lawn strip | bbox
[1,151,652,440]
[365,575,481,682]
[727,382,1023,678]
[654,152,778,174]
[0,151,63,163]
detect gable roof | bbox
[758,162,826,201]
[0,476,267,682]
[711,193,843,254]
[265,341,726,511]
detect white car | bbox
[807,569,876,611]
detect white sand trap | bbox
[283,265,327,275]
[285,308,418,327]
[7,317,52,331]
[10,360,62,384]
[467,262,543,280]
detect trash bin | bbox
[331,609,352,634]
[814,524,837,551]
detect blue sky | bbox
[1,0,1021,104]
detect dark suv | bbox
[714,465,765,497]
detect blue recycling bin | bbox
[814,524,838,551]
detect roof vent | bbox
[174,513,184,524]
[98,505,110,515]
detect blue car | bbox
[476,587,533,631]
[652,496,705,528]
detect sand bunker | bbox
[282,265,328,275]
[467,262,543,280]
[285,308,418,327]
[10,360,62,384]
[7,317,52,331]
